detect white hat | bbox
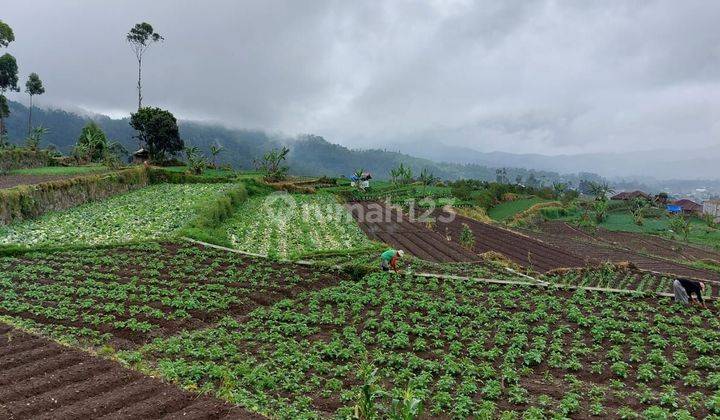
[397,250,405,257]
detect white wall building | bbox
[703,199,720,221]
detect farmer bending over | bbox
[381,249,404,273]
[673,278,706,308]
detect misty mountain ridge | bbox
[4,101,717,194]
[392,143,720,181]
[4,101,579,185]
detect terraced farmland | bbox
[0,324,259,419]
[544,265,720,298]
[539,221,720,262]
[525,221,720,282]
[125,272,720,418]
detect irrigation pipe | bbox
[505,267,548,286]
[180,237,706,299]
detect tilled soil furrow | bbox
[404,232,465,262]
[0,331,39,347]
[0,344,62,371]
[1,369,138,418]
[0,359,111,404]
[433,212,586,272]
[0,337,45,357]
[0,324,263,419]
[455,215,582,269]
[99,388,193,420]
[349,202,480,263]
[34,378,158,420]
[158,399,256,420]
[0,352,84,386]
[385,233,440,262]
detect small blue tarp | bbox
[666,204,682,213]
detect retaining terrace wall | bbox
[0,166,149,225]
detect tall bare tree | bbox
[0,20,16,139]
[25,73,45,135]
[126,23,163,110]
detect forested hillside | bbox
[4,101,584,184]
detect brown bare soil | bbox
[549,221,720,261]
[525,221,720,282]
[347,202,478,262]
[0,323,262,419]
[431,209,587,272]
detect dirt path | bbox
[0,323,262,419]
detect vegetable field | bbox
[225,193,373,258]
[0,183,232,246]
[125,272,720,418]
[0,242,346,348]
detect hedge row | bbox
[0,167,148,225]
[146,168,237,184]
[0,149,55,172]
[178,182,257,247]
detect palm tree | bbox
[209,143,223,168]
[588,181,615,201]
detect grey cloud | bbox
[3,0,720,156]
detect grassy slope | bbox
[9,165,109,175]
[488,197,548,221]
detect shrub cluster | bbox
[0,149,54,172]
[185,184,248,229]
[146,167,235,184]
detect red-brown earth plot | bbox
[346,201,479,263]
[430,209,587,273]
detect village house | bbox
[672,198,703,215]
[611,190,652,201]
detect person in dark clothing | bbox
[673,278,706,308]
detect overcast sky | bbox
[3,0,720,155]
